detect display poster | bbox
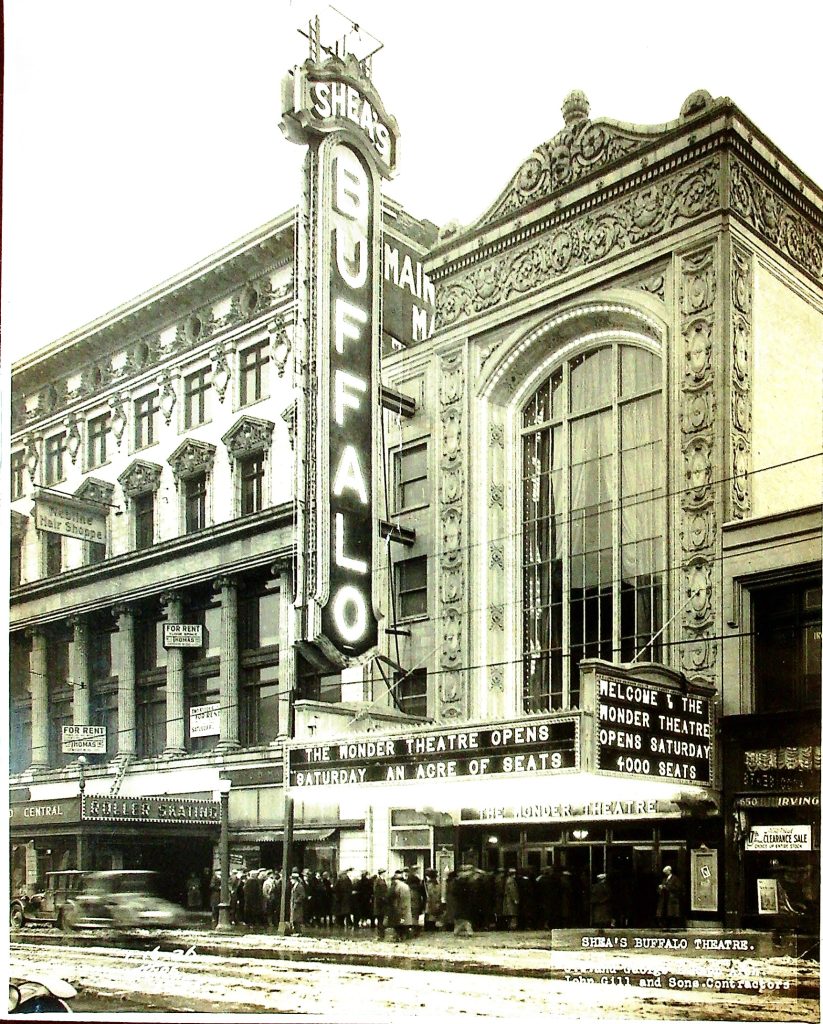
[690,847,719,912]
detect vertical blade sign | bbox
[281,54,399,662]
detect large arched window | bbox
[522,342,665,711]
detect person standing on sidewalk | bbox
[591,873,613,929]
[373,868,389,939]
[388,870,413,941]
[290,869,306,933]
[452,866,474,936]
[503,869,520,930]
[656,865,683,930]
[334,868,354,930]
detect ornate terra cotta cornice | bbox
[435,157,720,329]
[221,415,276,463]
[118,459,163,498]
[167,438,217,480]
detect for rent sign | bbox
[62,725,106,754]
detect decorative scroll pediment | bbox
[75,476,115,506]
[118,460,163,498]
[167,439,216,480]
[11,509,28,539]
[222,415,275,463]
[472,90,713,233]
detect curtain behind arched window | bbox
[522,343,664,712]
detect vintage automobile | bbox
[9,870,85,931]
[61,870,189,930]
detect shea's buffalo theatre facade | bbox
[9,29,821,933]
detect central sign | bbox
[282,52,393,661]
[288,715,579,787]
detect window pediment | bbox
[118,459,163,497]
[222,415,275,463]
[167,439,216,480]
[75,476,115,506]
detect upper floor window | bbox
[393,668,428,717]
[44,532,63,576]
[184,368,211,429]
[10,536,23,588]
[134,491,155,550]
[395,556,428,619]
[240,453,265,515]
[184,473,207,532]
[87,541,107,565]
[522,343,664,712]
[394,441,428,512]
[134,391,159,449]
[239,341,270,406]
[87,413,111,469]
[45,433,67,486]
[754,580,821,713]
[11,451,25,500]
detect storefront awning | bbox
[234,828,337,843]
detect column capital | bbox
[111,602,133,621]
[213,575,238,593]
[159,590,181,609]
[67,613,89,632]
[25,626,46,643]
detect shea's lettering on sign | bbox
[310,79,393,170]
[596,676,713,784]
[289,717,578,787]
[34,497,106,542]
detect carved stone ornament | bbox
[75,476,115,507]
[475,91,672,230]
[489,605,504,630]
[210,343,232,404]
[268,316,292,377]
[437,160,720,328]
[730,243,753,518]
[108,393,128,447]
[157,371,177,425]
[489,423,505,448]
[167,438,216,480]
[489,543,505,570]
[118,460,163,498]
[489,482,504,509]
[64,414,82,464]
[281,401,297,449]
[489,669,504,692]
[730,158,823,280]
[221,415,275,464]
[23,434,39,481]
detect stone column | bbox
[214,577,239,750]
[28,628,49,770]
[276,567,295,739]
[112,605,136,756]
[161,591,186,755]
[68,615,90,726]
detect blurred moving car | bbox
[8,975,76,1014]
[9,871,85,931]
[62,870,189,930]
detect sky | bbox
[3,0,822,365]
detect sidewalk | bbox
[18,924,819,996]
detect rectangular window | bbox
[395,442,428,511]
[240,453,265,515]
[393,668,428,717]
[11,537,23,587]
[45,532,62,576]
[754,580,822,712]
[45,433,67,486]
[184,473,207,532]
[395,556,428,619]
[134,492,155,550]
[87,541,106,565]
[136,680,167,758]
[239,341,270,406]
[87,413,111,468]
[185,673,220,753]
[240,665,280,746]
[134,391,159,449]
[184,368,211,428]
[11,451,25,500]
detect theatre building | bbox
[9,45,821,932]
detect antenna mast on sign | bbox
[297,7,383,75]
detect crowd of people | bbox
[200,862,676,937]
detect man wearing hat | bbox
[373,868,389,939]
[290,868,306,932]
[502,868,520,930]
[590,872,612,929]
[387,869,413,941]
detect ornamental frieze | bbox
[436,159,720,328]
[730,158,823,281]
[729,243,753,519]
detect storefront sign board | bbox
[289,716,579,787]
[9,797,81,828]
[82,796,219,825]
[595,674,713,785]
[34,494,107,542]
[745,825,812,851]
[62,724,106,754]
[690,847,719,912]
[460,798,681,824]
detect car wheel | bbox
[10,904,24,931]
